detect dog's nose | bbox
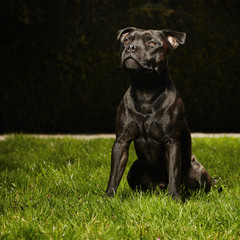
[127,44,137,52]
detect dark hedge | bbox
[1,0,239,133]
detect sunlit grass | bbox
[0,135,240,239]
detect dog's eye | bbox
[149,40,157,47]
[123,38,129,44]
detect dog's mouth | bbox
[123,57,142,71]
[123,57,156,75]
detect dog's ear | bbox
[162,30,186,49]
[117,27,136,42]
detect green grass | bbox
[0,135,240,239]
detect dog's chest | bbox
[135,101,171,141]
[140,114,167,141]
[125,88,177,140]
[134,117,166,164]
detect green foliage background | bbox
[1,0,239,133]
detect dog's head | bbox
[117,27,186,74]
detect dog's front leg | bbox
[166,140,181,200]
[105,140,130,197]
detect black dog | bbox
[105,27,211,200]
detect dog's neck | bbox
[129,67,174,114]
[130,67,172,93]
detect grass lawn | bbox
[0,135,240,239]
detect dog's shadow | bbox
[110,182,223,203]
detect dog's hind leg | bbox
[184,155,211,192]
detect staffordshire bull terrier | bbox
[105,27,211,200]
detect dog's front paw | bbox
[169,191,181,201]
[105,188,116,198]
